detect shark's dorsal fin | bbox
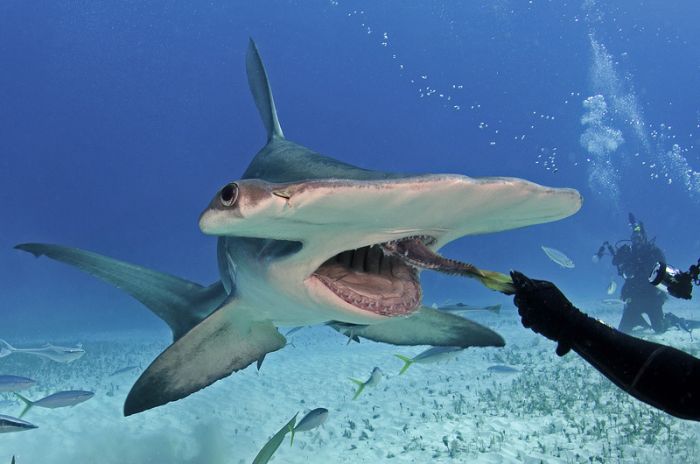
[246,39,284,142]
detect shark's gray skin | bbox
[16,40,581,416]
[0,339,85,363]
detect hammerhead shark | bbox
[16,40,581,416]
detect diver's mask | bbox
[649,262,693,299]
[628,213,647,245]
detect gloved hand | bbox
[510,270,585,356]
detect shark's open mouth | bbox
[312,237,436,317]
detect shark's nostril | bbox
[220,183,239,207]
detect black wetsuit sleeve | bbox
[570,315,700,421]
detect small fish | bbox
[664,313,700,334]
[252,413,298,464]
[601,298,628,307]
[109,366,139,377]
[290,407,328,445]
[15,390,94,418]
[434,303,501,314]
[0,414,37,433]
[394,346,464,375]
[606,280,617,295]
[541,246,575,269]
[0,376,36,393]
[284,326,305,337]
[349,367,382,400]
[0,339,85,363]
[325,322,362,344]
[487,364,520,374]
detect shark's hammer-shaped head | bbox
[199,174,582,323]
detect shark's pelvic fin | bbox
[329,307,505,348]
[15,243,227,341]
[123,300,286,416]
[246,38,284,142]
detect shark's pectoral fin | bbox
[329,307,505,348]
[15,243,227,341]
[123,303,285,416]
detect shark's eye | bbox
[220,183,239,207]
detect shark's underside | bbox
[17,40,581,415]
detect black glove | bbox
[510,270,586,356]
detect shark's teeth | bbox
[383,235,436,248]
[314,271,420,317]
[312,238,433,317]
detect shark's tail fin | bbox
[0,339,14,358]
[349,378,366,400]
[246,39,284,142]
[394,354,414,375]
[14,393,34,419]
[15,243,227,341]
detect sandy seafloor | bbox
[2,297,700,464]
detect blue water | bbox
[1,1,700,461]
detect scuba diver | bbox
[510,270,700,421]
[593,213,668,333]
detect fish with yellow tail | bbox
[349,367,383,400]
[394,346,464,375]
